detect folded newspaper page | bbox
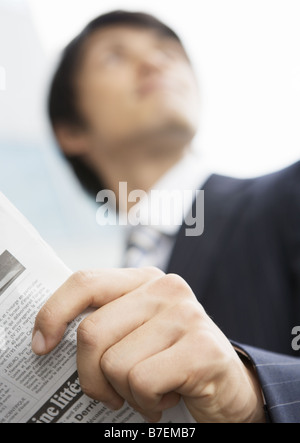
[0,192,195,423]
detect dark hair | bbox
[48,10,184,196]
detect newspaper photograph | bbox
[0,192,195,423]
[0,251,25,297]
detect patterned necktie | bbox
[123,222,180,272]
[123,225,163,269]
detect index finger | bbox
[31,267,163,355]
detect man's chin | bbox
[148,120,197,148]
[110,118,197,158]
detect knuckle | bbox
[153,274,197,304]
[144,274,199,308]
[70,270,95,289]
[128,365,148,396]
[79,381,112,403]
[128,365,158,412]
[199,381,218,400]
[79,382,99,401]
[159,274,193,298]
[189,328,231,374]
[143,266,165,277]
[205,330,232,366]
[77,318,98,348]
[190,328,217,351]
[165,273,190,290]
[175,300,205,324]
[101,348,123,380]
[138,266,165,280]
[128,364,154,407]
[165,300,206,338]
[126,399,142,413]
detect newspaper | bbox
[0,192,195,423]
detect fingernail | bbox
[141,414,155,423]
[103,401,119,411]
[32,330,46,355]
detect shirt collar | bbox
[133,150,211,236]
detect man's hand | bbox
[32,267,265,423]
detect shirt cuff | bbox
[233,343,272,423]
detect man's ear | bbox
[54,124,90,156]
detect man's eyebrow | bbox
[99,42,126,51]
[91,38,125,50]
[83,30,187,61]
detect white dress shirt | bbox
[123,150,211,271]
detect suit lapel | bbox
[166,174,252,303]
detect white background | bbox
[21,0,300,175]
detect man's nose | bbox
[135,49,169,76]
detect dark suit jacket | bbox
[167,161,300,422]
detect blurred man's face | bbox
[75,25,200,155]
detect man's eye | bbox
[99,50,124,66]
